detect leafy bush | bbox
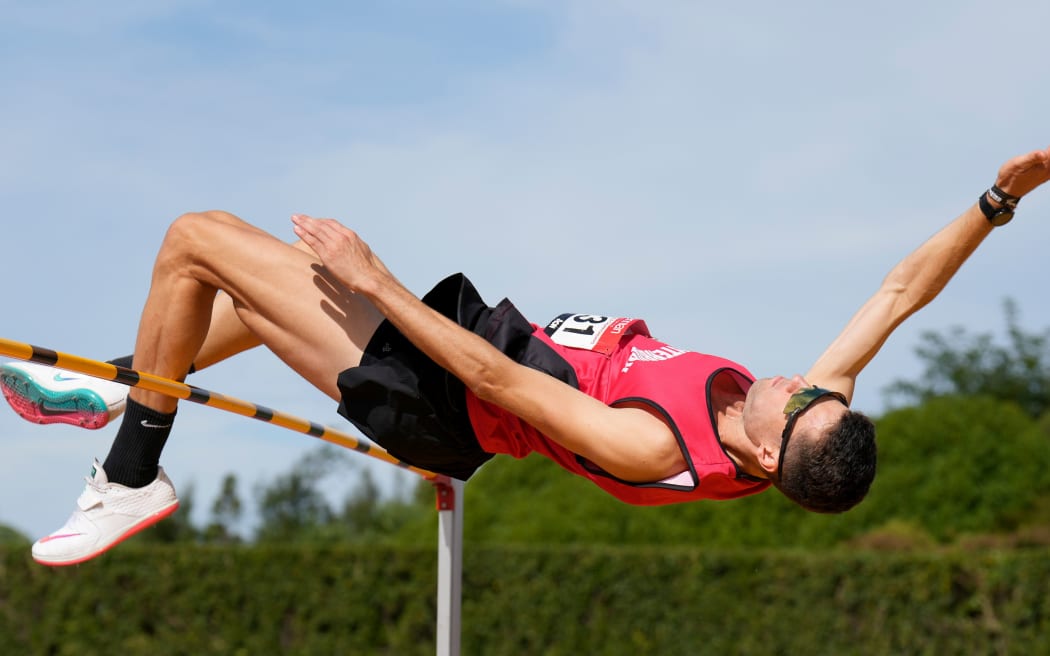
[3,544,1050,655]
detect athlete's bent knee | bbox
[155,211,233,270]
[166,210,239,246]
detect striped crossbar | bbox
[0,336,439,480]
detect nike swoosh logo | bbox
[141,420,172,429]
[38,533,83,544]
[53,374,81,382]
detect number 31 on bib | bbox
[543,314,648,355]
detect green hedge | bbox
[3,545,1049,655]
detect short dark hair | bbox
[773,410,877,513]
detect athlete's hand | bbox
[995,146,1050,199]
[290,214,394,295]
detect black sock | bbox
[106,355,134,369]
[106,355,196,375]
[102,398,177,487]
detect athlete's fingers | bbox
[291,214,384,293]
[293,215,356,250]
[291,215,324,256]
[302,219,367,266]
[292,215,342,252]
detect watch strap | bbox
[978,191,1015,226]
[987,185,1020,208]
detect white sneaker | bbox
[32,459,179,566]
[0,361,128,429]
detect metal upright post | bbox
[432,476,463,656]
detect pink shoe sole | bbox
[33,500,180,567]
[0,367,113,429]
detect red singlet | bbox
[466,314,771,505]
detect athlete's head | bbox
[774,408,877,513]
[744,375,877,513]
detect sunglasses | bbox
[777,386,848,481]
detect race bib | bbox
[543,314,646,355]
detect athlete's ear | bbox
[758,440,779,479]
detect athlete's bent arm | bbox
[806,146,1050,401]
[291,215,685,482]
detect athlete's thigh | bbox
[175,212,385,400]
[192,212,321,370]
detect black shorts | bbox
[336,273,576,481]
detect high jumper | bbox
[5,145,1049,566]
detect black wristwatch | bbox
[978,185,1020,227]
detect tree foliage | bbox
[202,473,243,545]
[0,523,28,545]
[884,299,1050,418]
[253,447,343,543]
[859,395,1050,541]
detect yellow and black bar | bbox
[0,336,439,480]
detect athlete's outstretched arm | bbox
[807,146,1050,401]
[291,215,686,482]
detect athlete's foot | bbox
[0,361,128,429]
[32,459,179,566]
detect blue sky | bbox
[2,0,1049,540]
